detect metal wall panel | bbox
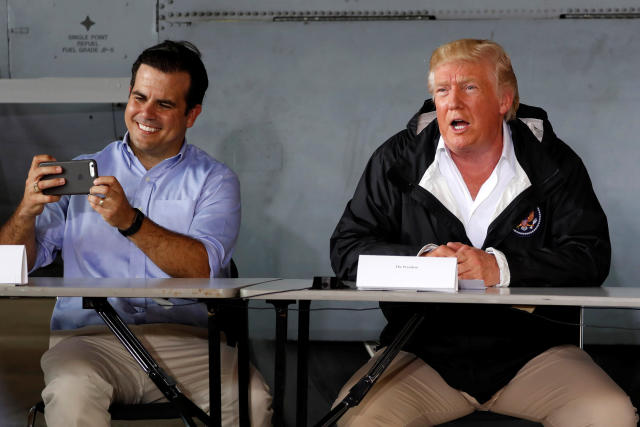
[160,17,640,342]
[0,103,127,223]
[0,0,8,78]
[7,0,157,77]
[159,0,639,22]
[0,2,639,342]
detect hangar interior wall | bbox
[1,0,639,343]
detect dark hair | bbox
[130,40,209,114]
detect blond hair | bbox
[427,39,520,121]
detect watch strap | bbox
[119,208,144,237]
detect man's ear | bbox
[499,88,514,116]
[186,104,202,128]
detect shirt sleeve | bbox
[188,168,241,278]
[486,247,511,287]
[416,243,440,256]
[31,196,70,272]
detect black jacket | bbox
[330,100,611,401]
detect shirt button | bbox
[145,177,150,182]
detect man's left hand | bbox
[446,242,500,287]
[88,176,136,230]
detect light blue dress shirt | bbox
[33,133,241,330]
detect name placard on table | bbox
[356,255,458,291]
[0,245,28,285]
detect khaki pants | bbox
[335,345,637,427]
[41,324,272,427]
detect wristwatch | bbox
[118,208,145,237]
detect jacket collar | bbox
[392,99,563,196]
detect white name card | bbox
[0,245,28,285]
[356,255,457,291]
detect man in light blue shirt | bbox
[36,134,240,330]
[0,40,271,426]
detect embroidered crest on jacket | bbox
[513,207,542,236]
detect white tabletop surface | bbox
[0,277,280,298]
[240,279,640,308]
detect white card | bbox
[0,245,28,285]
[356,255,457,291]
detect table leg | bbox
[314,312,425,427]
[206,299,250,427]
[207,301,223,427]
[83,297,208,426]
[296,299,310,427]
[579,306,584,349]
[237,299,250,427]
[268,300,294,427]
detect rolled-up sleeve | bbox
[189,169,240,278]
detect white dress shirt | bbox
[417,121,531,287]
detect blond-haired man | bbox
[330,39,637,426]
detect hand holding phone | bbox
[39,159,98,195]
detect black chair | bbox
[28,400,190,426]
[28,259,242,427]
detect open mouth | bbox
[450,119,469,131]
[137,122,160,133]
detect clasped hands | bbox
[421,242,500,287]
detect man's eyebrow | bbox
[156,98,177,107]
[457,77,479,86]
[131,90,177,107]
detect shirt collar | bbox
[435,120,515,175]
[120,132,187,172]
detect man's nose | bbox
[448,87,462,109]
[138,102,156,118]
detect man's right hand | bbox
[17,155,65,218]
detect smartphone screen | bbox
[40,159,99,195]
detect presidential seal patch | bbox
[513,207,542,236]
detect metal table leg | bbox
[268,300,294,427]
[206,301,223,427]
[83,297,210,427]
[314,312,425,427]
[236,299,250,427]
[297,299,311,427]
[206,299,251,427]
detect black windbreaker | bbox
[330,100,611,402]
